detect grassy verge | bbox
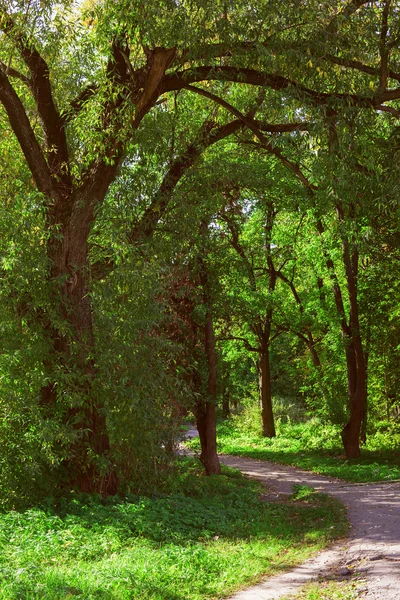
[282,580,359,600]
[187,417,400,483]
[0,458,347,600]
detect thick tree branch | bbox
[0,61,29,83]
[376,104,400,117]
[129,118,243,242]
[63,84,98,124]
[81,47,176,205]
[163,66,327,101]
[0,68,54,197]
[0,8,71,190]
[321,54,400,84]
[184,84,317,193]
[163,65,400,108]
[133,47,176,127]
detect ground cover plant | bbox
[0,458,347,600]
[187,406,400,483]
[283,580,359,600]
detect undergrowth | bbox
[0,457,347,600]
[187,404,400,483]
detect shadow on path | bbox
[218,454,400,600]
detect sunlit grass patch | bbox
[0,458,347,600]
[193,416,400,483]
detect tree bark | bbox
[40,197,117,494]
[340,243,367,458]
[196,400,221,476]
[196,245,221,476]
[194,313,221,475]
[258,347,276,437]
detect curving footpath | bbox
[220,454,400,600]
[183,428,400,599]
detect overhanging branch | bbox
[0,7,71,189]
[0,68,54,197]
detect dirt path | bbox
[182,427,400,598]
[219,454,400,600]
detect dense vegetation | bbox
[1,0,400,501]
[0,458,347,599]
[188,405,400,482]
[0,1,399,594]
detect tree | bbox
[1,0,400,495]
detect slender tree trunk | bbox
[259,346,276,437]
[324,117,367,458]
[195,356,221,475]
[316,209,367,459]
[340,242,367,458]
[197,305,221,474]
[196,401,221,475]
[195,246,221,476]
[306,334,321,368]
[341,339,367,457]
[222,386,230,419]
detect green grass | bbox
[282,580,359,600]
[187,416,400,483]
[0,458,347,600]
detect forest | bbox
[0,1,400,598]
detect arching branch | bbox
[0,68,54,197]
[0,8,71,189]
[163,65,400,108]
[129,119,244,242]
[0,61,29,83]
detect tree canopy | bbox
[0,0,399,503]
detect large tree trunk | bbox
[258,347,276,437]
[41,201,117,494]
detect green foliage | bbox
[196,415,400,483]
[0,458,347,600]
[93,257,191,492]
[1,0,400,501]
[290,485,316,502]
[226,397,307,437]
